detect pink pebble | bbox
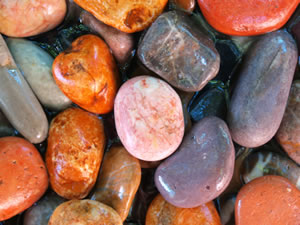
[114,76,184,161]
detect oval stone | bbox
[227,30,297,148]
[155,116,235,208]
[46,107,105,199]
[114,76,184,161]
[235,176,300,225]
[0,137,48,221]
[6,38,71,111]
[146,194,221,225]
[91,145,141,221]
[276,80,300,164]
[48,200,122,225]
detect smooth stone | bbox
[0,35,48,144]
[0,110,15,137]
[198,0,299,36]
[146,194,221,225]
[235,176,300,225]
[48,200,122,225]
[91,145,141,221]
[169,0,195,12]
[0,0,66,37]
[46,108,105,199]
[218,194,236,225]
[138,11,220,92]
[177,90,193,133]
[114,76,184,161]
[276,81,300,164]
[6,38,71,111]
[24,192,65,225]
[241,151,300,189]
[0,137,48,221]
[227,30,297,148]
[155,116,235,208]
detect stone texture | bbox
[138,11,220,92]
[169,0,195,12]
[0,110,15,137]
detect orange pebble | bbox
[235,175,300,225]
[52,34,119,114]
[73,0,168,33]
[146,194,221,225]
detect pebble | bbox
[91,145,141,221]
[46,107,105,199]
[138,11,220,92]
[0,137,48,221]
[169,0,195,12]
[114,76,184,161]
[0,110,15,137]
[48,200,122,225]
[155,116,235,208]
[146,194,221,225]
[276,80,300,164]
[198,0,299,36]
[0,0,66,37]
[235,175,300,225]
[23,192,65,225]
[0,35,48,144]
[73,0,168,33]
[52,34,119,114]
[218,194,236,225]
[228,30,297,148]
[6,38,71,111]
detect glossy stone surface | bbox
[53,34,119,114]
[0,35,48,144]
[0,0,66,37]
[0,110,14,137]
[46,108,105,199]
[169,0,195,12]
[241,151,300,189]
[74,0,168,33]
[235,176,300,225]
[24,192,65,225]
[198,0,299,36]
[80,11,135,65]
[146,194,221,225]
[155,116,235,208]
[48,200,122,225]
[91,146,141,221]
[0,137,48,221]
[138,11,220,92]
[228,30,297,148]
[276,81,300,164]
[6,38,71,111]
[114,76,184,161]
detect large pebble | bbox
[24,192,64,225]
[198,0,298,36]
[46,108,105,199]
[48,200,122,225]
[146,194,221,225]
[0,0,66,37]
[91,145,141,221]
[155,116,235,208]
[0,35,48,144]
[138,11,220,92]
[0,137,48,221]
[53,34,119,114]
[114,76,184,161]
[6,38,71,111]
[228,30,297,148]
[235,176,300,225]
[276,80,300,164]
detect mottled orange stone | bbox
[91,145,141,221]
[48,200,122,225]
[235,176,300,225]
[73,0,168,33]
[146,194,222,225]
[52,34,119,114]
[46,107,105,199]
[0,137,48,221]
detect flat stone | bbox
[138,11,220,92]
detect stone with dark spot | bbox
[138,11,220,92]
[155,116,235,208]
